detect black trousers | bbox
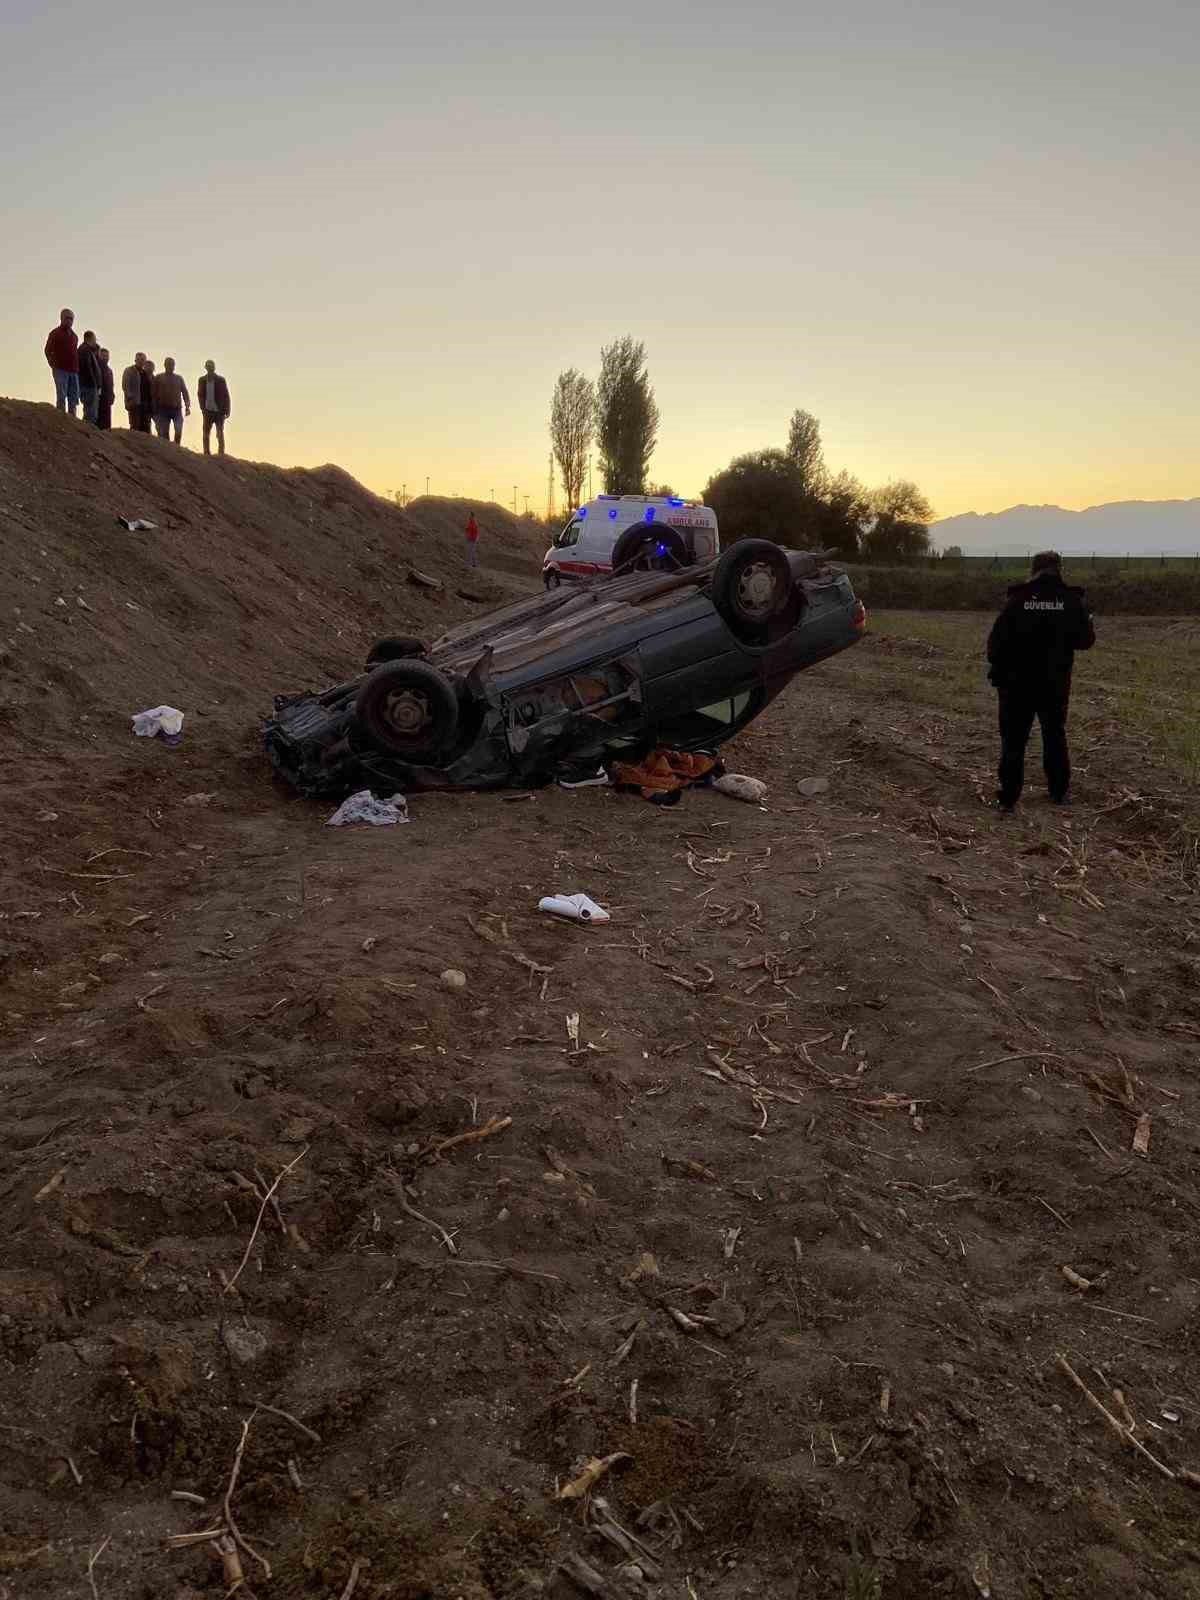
[997,683,1071,805]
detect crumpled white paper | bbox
[132,705,184,738]
[538,892,610,924]
[326,790,409,827]
[713,773,767,804]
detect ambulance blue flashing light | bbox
[644,506,656,523]
[668,497,684,506]
[579,507,588,518]
[608,508,618,519]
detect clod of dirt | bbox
[223,1323,269,1365]
[797,776,830,795]
[708,1299,747,1339]
[441,969,468,991]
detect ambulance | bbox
[541,494,720,589]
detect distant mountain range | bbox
[933,498,1200,555]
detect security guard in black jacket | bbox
[986,550,1095,812]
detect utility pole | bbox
[401,482,407,507]
[425,475,430,496]
[523,493,530,516]
[547,449,555,523]
[512,484,518,514]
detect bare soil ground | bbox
[3,401,1200,1600]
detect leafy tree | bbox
[860,480,935,562]
[786,408,826,497]
[942,543,964,561]
[595,337,659,493]
[702,452,867,558]
[549,368,594,512]
[702,449,812,546]
[646,482,677,498]
[811,468,870,559]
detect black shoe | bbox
[995,793,1017,815]
[1049,792,1071,807]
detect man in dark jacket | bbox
[122,353,149,430]
[44,309,79,415]
[77,331,103,425]
[139,360,156,434]
[97,349,115,429]
[197,360,231,456]
[986,550,1095,812]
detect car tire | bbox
[710,539,793,634]
[366,634,427,667]
[611,524,688,576]
[354,659,460,759]
[544,571,562,590]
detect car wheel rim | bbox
[383,687,431,736]
[736,560,781,620]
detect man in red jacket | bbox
[465,510,480,568]
[44,309,80,416]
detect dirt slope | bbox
[3,402,1200,1600]
[0,400,541,751]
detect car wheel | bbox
[354,659,460,759]
[366,634,427,668]
[711,539,792,634]
[544,571,562,590]
[611,524,688,575]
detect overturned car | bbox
[263,539,866,798]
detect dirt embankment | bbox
[0,399,542,751]
[3,400,1200,1600]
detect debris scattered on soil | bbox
[712,772,767,804]
[539,892,610,923]
[5,400,1200,1600]
[131,704,184,740]
[326,790,409,827]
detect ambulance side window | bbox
[557,519,582,548]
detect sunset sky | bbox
[2,0,1196,520]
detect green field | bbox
[847,562,1200,614]
[856,610,1200,788]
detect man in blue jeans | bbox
[44,308,80,415]
[152,357,191,444]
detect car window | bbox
[652,691,759,749]
[694,693,752,725]
[556,518,582,548]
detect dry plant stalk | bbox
[224,1416,272,1577]
[558,1452,632,1502]
[1055,1353,1175,1481]
[430,1115,512,1159]
[1061,1265,1094,1291]
[85,1534,111,1600]
[250,1400,321,1444]
[211,1534,244,1587]
[225,1148,309,1294]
